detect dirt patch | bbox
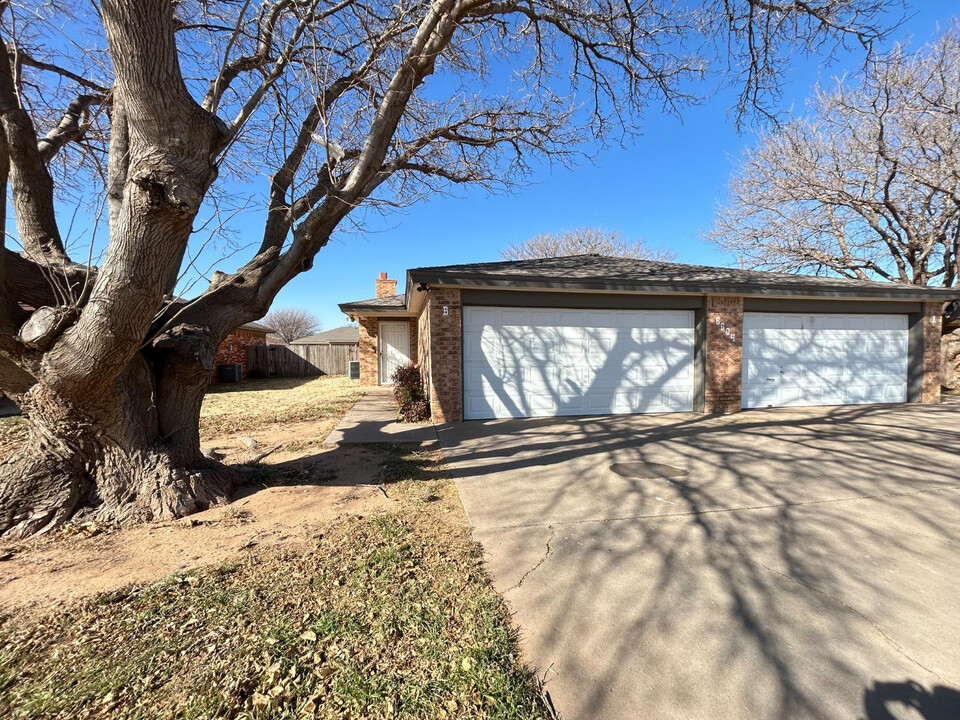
[0,447,549,720]
[0,442,395,611]
[0,376,379,609]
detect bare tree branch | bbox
[710,22,960,288]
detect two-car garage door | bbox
[461,306,911,419]
[741,312,908,408]
[463,307,695,420]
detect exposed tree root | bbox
[0,437,232,540]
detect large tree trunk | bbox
[0,354,231,539]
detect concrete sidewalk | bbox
[324,390,438,445]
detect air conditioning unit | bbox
[348,360,360,380]
[217,363,243,383]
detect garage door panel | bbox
[463,307,694,420]
[742,313,908,409]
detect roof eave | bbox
[407,270,959,301]
[338,304,413,316]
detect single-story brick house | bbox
[291,326,359,346]
[339,256,956,422]
[211,321,274,383]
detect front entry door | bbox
[379,321,411,385]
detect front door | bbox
[379,321,411,385]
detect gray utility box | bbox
[217,363,243,383]
[348,360,360,380]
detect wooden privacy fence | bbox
[247,344,359,378]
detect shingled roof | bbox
[406,255,957,300]
[239,321,275,333]
[291,326,359,344]
[339,293,407,312]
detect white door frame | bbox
[378,321,411,385]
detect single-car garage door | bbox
[742,312,908,409]
[463,307,695,420]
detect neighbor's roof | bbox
[338,293,407,312]
[406,255,958,300]
[239,321,275,333]
[291,326,359,344]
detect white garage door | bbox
[463,307,695,420]
[742,312,908,409]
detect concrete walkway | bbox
[324,389,438,445]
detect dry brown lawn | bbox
[0,447,549,720]
[0,377,551,719]
[200,376,364,440]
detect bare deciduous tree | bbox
[501,228,675,262]
[710,24,960,288]
[0,0,897,537]
[264,308,322,343]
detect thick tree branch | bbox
[0,41,69,265]
[37,92,104,163]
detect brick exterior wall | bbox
[922,301,942,403]
[425,287,462,423]
[211,328,267,383]
[376,272,398,299]
[358,316,379,385]
[357,315,417,386]
[704,295,743,414]
[408,320,418,370]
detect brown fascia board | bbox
[406,269,960,301]
[338,303,413,316]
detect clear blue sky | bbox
[280,4,958,331]
[37,3,956,332]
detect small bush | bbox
[391,363,430,422]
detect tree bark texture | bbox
[0,0,234,538]
[0,356,230,539]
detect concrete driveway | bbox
[437,404,960,720]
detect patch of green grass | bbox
[0,446,548,720]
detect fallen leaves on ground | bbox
[0,447,549,720]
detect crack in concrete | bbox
[485,484,960,531]
[507,525,555,592]
[716,534,958,686]
[487,484,960,681]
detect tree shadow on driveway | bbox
[438,403,960,720]
[863,680,960,720]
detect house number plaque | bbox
[715,316,737,343]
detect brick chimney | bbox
[375,271,397,298]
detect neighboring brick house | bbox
[339,256,956,423]
[211,321,274,383]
